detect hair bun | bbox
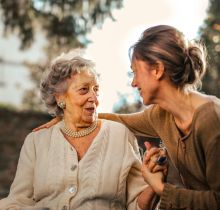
[182,43,206,89]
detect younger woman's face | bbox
[130,58,160,105]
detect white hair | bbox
[40,49,99,117]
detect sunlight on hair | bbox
[52,48,86,64]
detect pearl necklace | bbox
[61,121,98,138]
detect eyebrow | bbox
[130,65,134,71]
[76,82,99,88]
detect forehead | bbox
[70,70,99,85]
[131,58,152,71]
[131,58,143,70]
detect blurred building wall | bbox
[0,108,51,198]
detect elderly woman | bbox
[0,51,163,210]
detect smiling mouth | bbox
[85,107,95,113]
[138,88,142,94]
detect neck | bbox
[161,91,193,119]
[151,84,211,134]
[62,120,98,138]
[154,86,195,132]
[63,112,96,131]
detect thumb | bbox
[144,141,152,151]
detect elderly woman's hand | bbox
[32,117,62,131]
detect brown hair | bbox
[130,25,207,90]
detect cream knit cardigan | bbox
[0,120,147,210]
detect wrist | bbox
[154,182,164,196]
[137,186,155,210]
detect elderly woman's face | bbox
[62,70,99,124]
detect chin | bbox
[84,115,97,123]
[143,101,150,106]
[142,97,151,106]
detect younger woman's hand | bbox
[32,117,61,131]
[144,142,168,175]
[141,162,164,195]
[141,142,168,195]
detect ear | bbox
[54,93,65,103]
[152,61,165,80]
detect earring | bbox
[57,101,66,109]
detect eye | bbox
[79,87,89,94]
[94,86,100,95]
[127,71,135,78]
[94,86,99,92]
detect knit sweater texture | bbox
[100,97,220,210]
[0,120,147,210]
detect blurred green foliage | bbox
[115,0,220,114]
[0,0,123,111]
[199,0,220,97]
[0,0,123,50]
[1,0,220,110]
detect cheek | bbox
[68,97,84,107]
[137,76,146,87]
[96,99,100,107]
[94,94,100,107]
[79,98,88,106]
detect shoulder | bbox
[143,104,168,118]
[143,104,170,129]
[103,119,131,132]
[196,97,220,124]
[24,122,62,147]
[194,98,220,137]
[212,96,220,119]
[102,119,139,151]
[193,98,220,154]
[206,98,220,128]
[102,119,136,142]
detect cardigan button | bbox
[61,206,67,210]
[71,165,77,171]
[69,185,77,194]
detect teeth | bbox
[86,108,95,111]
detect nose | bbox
[88,90,98,102]
[131,78,137,88]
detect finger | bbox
[143,149,159,165]
[146,154,160,171]
[141,166,150,183]
[146,153,168,172]
[143,142,151,158]
[32,125,47,132]
[159,148,167,156]
[51,117,60,124]
[147,159,157,172]
[144,147,160,164]
[163,168,168,176]
[152,164,167,173]
[144,141,152,151]
[32,123,51,132]
[32,117,60,132]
